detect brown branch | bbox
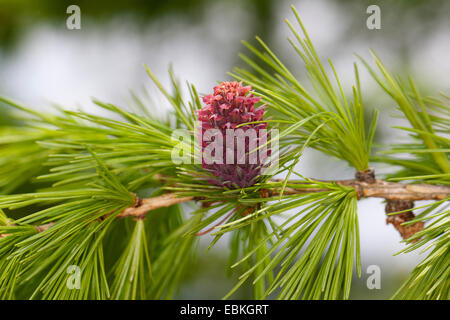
[0,222,54,239]
[1,177,448,238]
[117,193,194,219]
[339,179,450,200]
[115,178,449,219]
[34,222,55,233]
[270,179,450,200]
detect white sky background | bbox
[0,0,448,297]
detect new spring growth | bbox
[198,81,271,188]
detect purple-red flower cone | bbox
[198,81,269,188]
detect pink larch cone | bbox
[198,81,269,188]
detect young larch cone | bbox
[198,81,269,188]
[385,199,424,242]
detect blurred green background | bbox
[0,0,449,299]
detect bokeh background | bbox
[0,0,449,299]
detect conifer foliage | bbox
[0,6,448,300]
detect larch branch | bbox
[116,178,449,219]
[117,194,194,219]
[271,179,450,201]
[2,178,448,237]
